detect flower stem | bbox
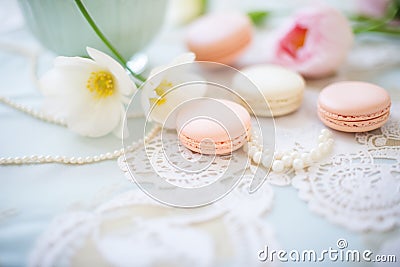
[74,0,146,84]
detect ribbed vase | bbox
[18,0,167,59]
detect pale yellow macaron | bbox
[233,64,305,117]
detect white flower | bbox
[141,53,207,129]
[40,47,136,137]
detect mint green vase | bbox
[18,0,167,59]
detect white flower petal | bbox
[86,47,136,96]
[40,67,93,96]
[66,94,123,137]
[112,104,129,139]
[144,72,207,129]
[40,67,94,118]
[54,56,99,69]
[149,53,196,77]
[141,53,206,129]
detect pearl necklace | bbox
[244,128,334,173]
[0,96,160,165]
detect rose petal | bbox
[272,5,353,78]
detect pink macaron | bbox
[185,13,252,65]
[176,99,251,155]
[318,81,391,132]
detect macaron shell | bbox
[176,99,251,155]
[186,13,252,64]
[318,81,391,116]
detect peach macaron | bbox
[318,81,391,132]
[186,13,252,65]
[176,99,251,155]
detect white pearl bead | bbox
[318,142,324,150]
[318,134,328,143]
[293,158,304,170]
[321,129,332,137]
[317,143,326,156]
[283,150,292,157]
[252,132,259,139]
[252,151,262,164]
[77,157,84,164]
[310,148,321,161]
[291,151,300,159]
[327,138,334,146]
[301,153,312,165]
[322,143,331,154]
[282,155,293,167]
[262,155,272,168]
[248,146,258,157]
[272,160,285,173]
[106,153,113,159]
[274,151,284,160]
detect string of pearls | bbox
[0,96,67,126]
[244,128,334,173]
[0,126,160,165]
[0,96,158,165]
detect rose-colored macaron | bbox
[176,99,251,155]
[318,81,391,132]
[186,13,252,65]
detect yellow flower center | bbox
[149,79,173,106]
[86,71,115,99]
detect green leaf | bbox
[247,10,270,26]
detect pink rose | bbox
[356,0,391,18]
[272,6,353,78]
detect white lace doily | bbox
[120,129,250,189]
[29,179,279,267]
[292,103,400,232]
